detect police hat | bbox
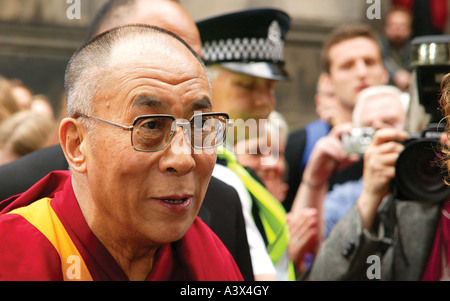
[196,8,291,81]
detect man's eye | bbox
[236,81,256,90]
[143,120,159,129]
[341,62,353,70]
[365,58,377,66]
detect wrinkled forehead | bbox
[359,94,405,121]
[363,93,403,109]
[108,32,197,66]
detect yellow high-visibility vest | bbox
[218,146,295,280]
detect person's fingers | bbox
[287,208,318,237]
[370,128,408,146]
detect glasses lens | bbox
[133,116,174,151]
[191,114,227,149]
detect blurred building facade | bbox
[0,0,444,130]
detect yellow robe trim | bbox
[8,198,93,281]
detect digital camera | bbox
[341,127,376,155]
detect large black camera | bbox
[393,124,449,202]
[391,35,450,203]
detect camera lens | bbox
[394,139,450,202]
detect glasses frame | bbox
[75,111,231,152]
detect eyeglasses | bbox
[75,112,231,152]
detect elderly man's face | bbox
[84,38,215,246]
[212,68,277,122]
[359,94,406,130]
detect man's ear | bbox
[59,117,88,173]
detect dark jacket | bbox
[302,198,442,280]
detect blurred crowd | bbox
[0,76,59,165]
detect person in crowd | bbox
[86,0,201,55]
[31,94,55,120]
[284,73,339,211]
[0,76,22,124]
[0,110,54,166]
[284,24,389,212]
[291,85,409,244]
[233,108,320,275]
[235,111,289,203]
[314,73,340,127]
[301,73,450,281]
[392,0,448,37]
[0,24,243,281]
[197,8,300,280]
[9,78,33,110]
[0,0,260,281]
[380,7,413,91]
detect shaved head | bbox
[87,0,202,55]
[65,25,206,117]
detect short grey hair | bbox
[352,85,410,128]
[64,24,208,119]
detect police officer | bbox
[197,8,296,280]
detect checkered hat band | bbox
[202,37,284,63]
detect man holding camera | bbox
[289,84,408,259]
[284,24,389,212]
[298,77,450,280]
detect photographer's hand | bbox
[357,128,408,230]
[300,122,359,193]
[291,122,359,241]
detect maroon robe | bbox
[0,170,243,281]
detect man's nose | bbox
[254,88,275,107]
[355,60,368,77]
[159,127,196,175]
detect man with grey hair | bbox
[290,85,409,230]
[290,85,410,276]
[0,25,242,281]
